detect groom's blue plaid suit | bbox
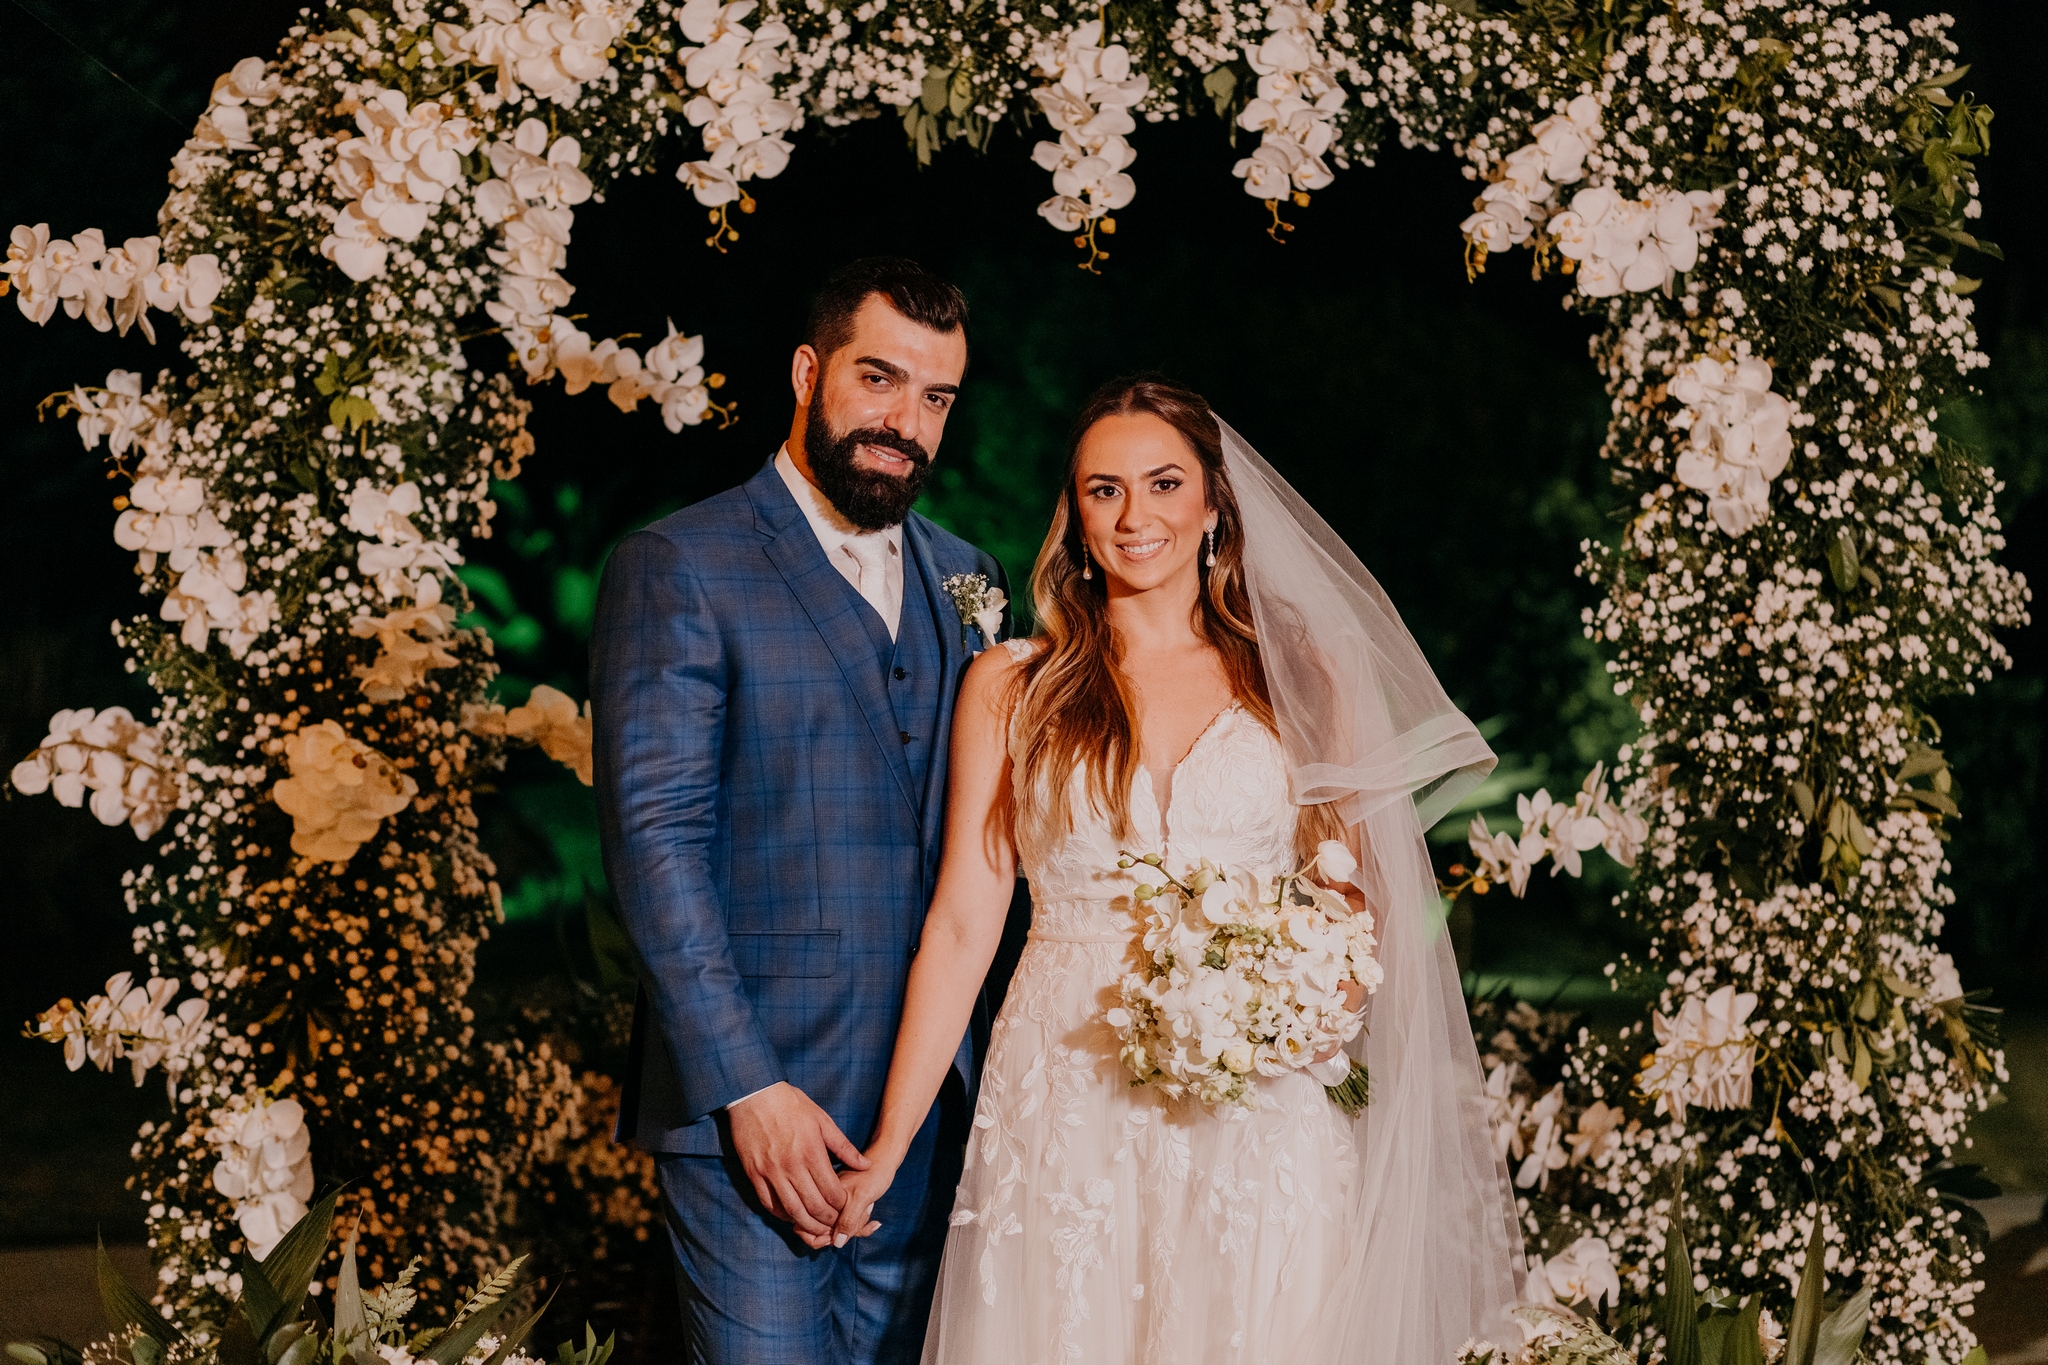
[591,456,1006,1364]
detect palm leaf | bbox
[421,1297,517,1365]
[1722,1295,1767,1365]
[332,1231,369,1365]
[1785,1222,1827,1365]
[1656,1206,1703,1365]
[259,1190,340,1328]
[1813,1285,1874,1365]
[477,1286,560,1365]
[237,1250,287,1343]
[96,1237,181,1347]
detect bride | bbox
[831,378,1524,1364]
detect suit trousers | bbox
[658,1098,962,1364]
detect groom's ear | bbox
[790,343,823,408]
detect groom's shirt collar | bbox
[775,445,904,639]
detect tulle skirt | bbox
[922,937,1359,1365]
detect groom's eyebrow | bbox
[853,355,959,396]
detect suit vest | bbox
[843,536,946,825]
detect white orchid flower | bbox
[503,122,595,205]
[677,160,741,206]
[1542,1236,1620,1311]
[678,0,756,45]
[1233,143,1301,199]
[139,254,223,322]
[1640,984,1760,1119]
[1670,355,1796,535]
[1051,156,1136,212]
[727,136,793,182]
[1566,1100,1624,1168]
[1498,143,1554,201]
[1513,1083,1570,1189]
[646,320,707,385]
[1310,839,1359,888]
[1036,195,1093,232]
[1598,801,1648,866]
[1530,94,1603,184]
[1034,82,1096,134]
[1463,182,1538,253]
[492,267,576,325]
[212,55,282,108]
[661,382,712,431]
[489,208,573,277]
[319,202,389,282]
[209,1094,314,1260]
[4,223,57,323]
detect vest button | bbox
[900,731,912,745]
[893,666,907,680]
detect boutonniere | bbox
[941,572,1007,651]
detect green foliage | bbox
[549,1327,614,1365]
[1639,1209,1871,1365]
[13,1199,606,1365]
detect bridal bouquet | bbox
[1104,841,1380,1116]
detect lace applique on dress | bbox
[920,703,1359,1365]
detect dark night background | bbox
[0,0,2039,1303]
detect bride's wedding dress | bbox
[922,648,1358,1364]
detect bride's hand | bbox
[829,1149,901,1245]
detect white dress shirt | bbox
[775,446,904,640]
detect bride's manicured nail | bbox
[833,1233,849,1248]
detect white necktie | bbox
[841,536,897,640]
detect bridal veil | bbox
[1220,418,1525,1363]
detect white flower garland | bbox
[0,1,2028,1357]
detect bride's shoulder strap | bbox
[1001,637,1040,662]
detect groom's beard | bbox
[803,387,933,531]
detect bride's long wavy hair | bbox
[1011,377,1342,859]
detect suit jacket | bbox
[591,457,1008,1155]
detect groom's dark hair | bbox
[803,257,969,364]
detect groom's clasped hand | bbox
[726,1080,879,1249]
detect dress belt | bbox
[1025,929,1138,944]
[1024,895,1139,944]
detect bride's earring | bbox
[1080,543,1093,581]
[1205,528,1217,568]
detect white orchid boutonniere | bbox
[941,571,1007,651]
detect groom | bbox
[591,258,1007,1363]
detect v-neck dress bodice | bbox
[922,642,1358,1364]
[1008,698,1301,940]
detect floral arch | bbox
[0,0,2029,1360]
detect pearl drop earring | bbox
[1080,543,1093,580]
[1205,527,1217,568]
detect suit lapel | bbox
[749,464,919,820]
[903,514,964,846]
